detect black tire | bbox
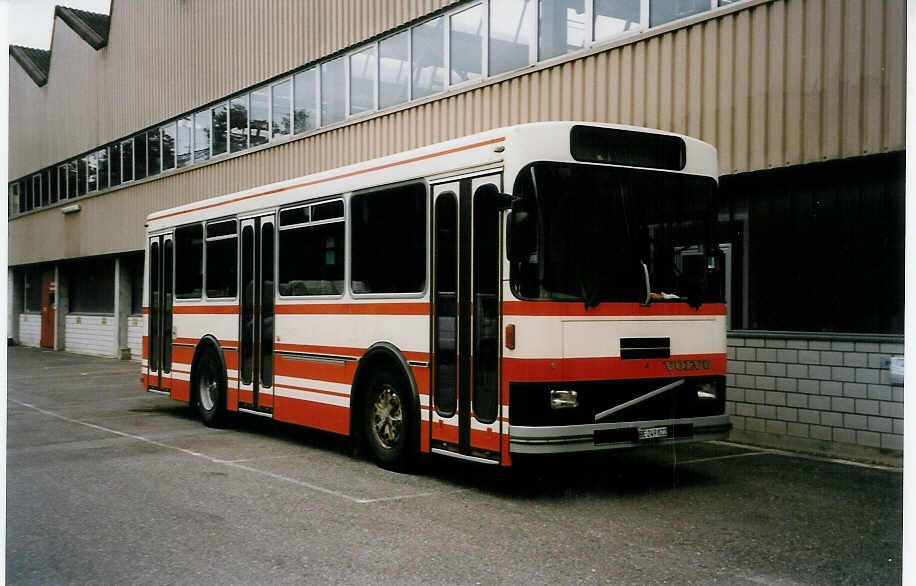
[194,348,227,427]
[364,368,415,471]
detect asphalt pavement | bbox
[6,346,903,585]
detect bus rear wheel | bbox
[364,369,414,471]
[194,349,227,427]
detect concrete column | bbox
[55,265,69,351]
[8,268,22,344]
[115,257,131,360]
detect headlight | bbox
[697,381,717,400]
[549,389,578,409]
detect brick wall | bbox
[727,335,904,461]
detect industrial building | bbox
[8,0,905,462]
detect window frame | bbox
[348,44,378,118]
[270,78,293,140]
[160,121,178,171]
[204,217,239,300]
[31,174,42,209]
[448,1,488,88]
[120,138,134,183]
[277,197,346,299]
[349,180,429,299]
[173,222,204,300]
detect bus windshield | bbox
[510,162,721,307]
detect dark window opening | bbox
[175,223,203,299]
[68,257,115,314]
[134,134,147,180]
[110,143,122,186]
[351,183,426,294]
[24,266,43,312]
[206,220,238,298]
[147,131,161,176]
[161,123,176,171]
[278,200,345,296]
[212,103,228,156]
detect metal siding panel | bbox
[645,37,659,129]
[749,5,768,171]
[632,42,646,127]
[658,33,673,133]
[842,0,863,158]
[619,45,632,125]
[687,24,704,140]
[861,0,884,155]
[672,29,688,135]
[803,0,824,163]
[784,0,804,166]
[717,14,734,173]
[701,20,718,147]
[883,0,905,152]
[732,8,751,172]
[822,0,843,160]
[766,1,785,169]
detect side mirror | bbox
[508,202,537,263]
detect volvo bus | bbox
[143,121,730,470]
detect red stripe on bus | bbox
[502,353,727,382]
[173,305,240,314]
[148,136,506,222]
[275,358,355,385]
[502,301,727,317]
[274,396,349,435]
[274,342,429,363]
[275,302,430,316]
[274,383,350,399]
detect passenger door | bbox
[147,234,174,393]
[430,174,503,463]
[238,215,276,416]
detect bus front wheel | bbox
[364,369,414,471]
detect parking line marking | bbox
[676,451,769,465]
[709,440,902,472]
[10,398,449,504]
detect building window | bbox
[125,252,144,315]
[24,266,43,312]
[48,168,57,204]
[68,161,78,198]
[97,148,109,190]
[411,16,445,99]
[205,220,238,298]
[450,4,485,85]
[211,102,228,156]
[293,68,319,133]
[32,174,43,208]
[121,139,134,182]
[349,46,377,116]
[175,223,203,299]
[77,157,88,196]
[249,87,270,147]
[133,134,147,180]
[110,144,121,187]
[539,0,586,60]
[351,183,426,294]
[57,165,68,201]
[160,122,177,171]
[194,109,211,162]
[594,0,641,41]
[278,200,345,296]
[321,57,346,125]
[649,0,709,27]
[271,80,292,138]
[10,182,21,214]
[379,32,409,109]
[177,116,192,168]
[230,95,249,153]
[68,257,115,314]
[87,152,98,192]
[147,130,161,176]
[490,0,535,75]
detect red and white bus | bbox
[143,121,730,469]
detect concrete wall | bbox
[727,335,904,462]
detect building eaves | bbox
[9,46,52,87]
[55,6,110,50]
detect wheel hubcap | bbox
[371,384,402,449]
[199,369,217,412]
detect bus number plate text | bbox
[638,426,668,440]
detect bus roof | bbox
[146,122,717,231]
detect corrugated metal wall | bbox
[8,0,907,265]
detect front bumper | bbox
[509,415,732,454]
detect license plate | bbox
[638,426,668,440]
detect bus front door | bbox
[430,175,503,464]
[238,215,275,416]
[147,234,173,394]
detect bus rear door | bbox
[147,234,173,393]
